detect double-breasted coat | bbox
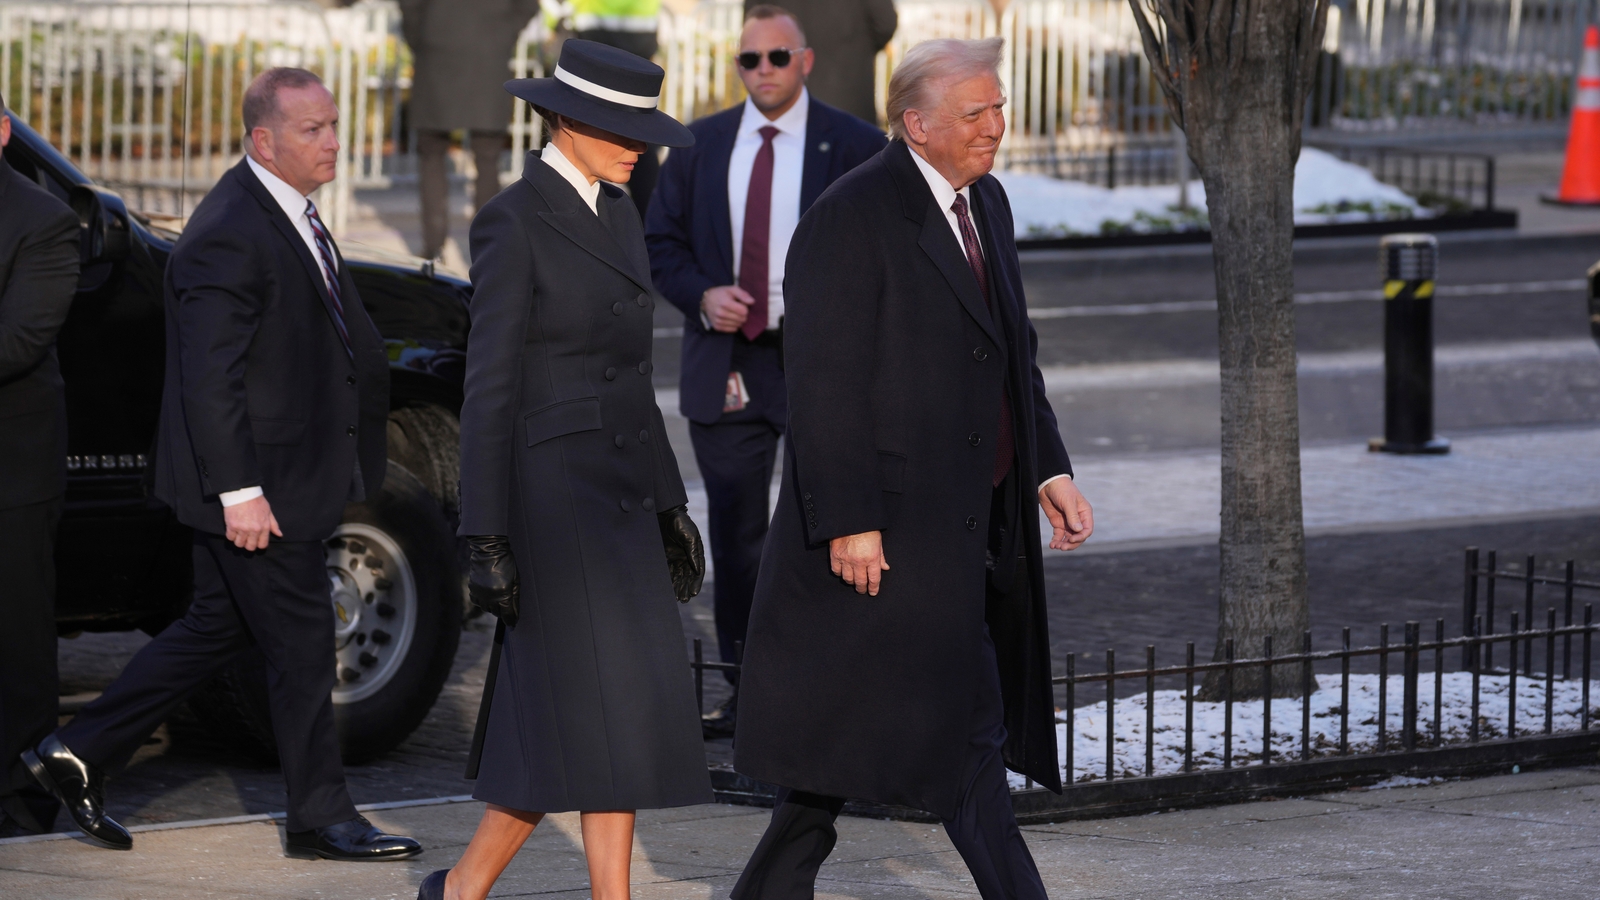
[733,141,1071,819]
[458,154,712,812]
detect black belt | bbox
[740,329,783,349]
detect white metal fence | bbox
[2,0,1590,232]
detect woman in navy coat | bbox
[419,41,709,900]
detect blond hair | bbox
[885,37,1004,141]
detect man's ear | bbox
[800,48,815,80]
[251,126,274,162]
[902,109,926,145]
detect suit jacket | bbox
[152,159,390,541]
[744,0,896,123]
[399,0,540,132]
[644,96,885,424]
[458,155,710,810]
[0,154,81,509]
[733,141,1071,817]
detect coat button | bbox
[639,430,649,443]
[346,425,357,436]
[346,374,357,386]
[605,367,618,380]
[641,497,655,512]
[637,292,650,308]
[803,492,813,501]
[966,516,978,530]
[620,498,632,512]
[637,360,651,375]
[973,347,989,361]
[614,434,625,448]
[612,301,624,315]
[969,432,982,446]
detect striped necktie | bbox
[305,199,354,359]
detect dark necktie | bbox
[305,199,354,359]
[738,125,779,341]
[951,193,1014,487]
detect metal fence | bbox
[693,548,1600,820]
[3,0,1590,233]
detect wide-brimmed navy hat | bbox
[505,40,694,149]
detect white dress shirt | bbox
[222,157,342,509]
[725,88,808,331]
[542,142,602,214]
[906,145,1071,491]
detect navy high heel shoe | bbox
[418,869,448,900]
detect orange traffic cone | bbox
[1545,25,1600,205]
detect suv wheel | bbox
[187,462,461,764]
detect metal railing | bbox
[689,548,1600,818]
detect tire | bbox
[387,403,473,620]
[187,461,462,764]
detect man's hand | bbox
[701,285,755,333]
[1039,478,1093,551]
[829,530,890,596]
[223,496,283,551]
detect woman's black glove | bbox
[657,505,705,603]
[467,535,520,626]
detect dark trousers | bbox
[0,498,63,833]
[418,128,505,260]
[731,627,1047,900]
[687,340,785,681]
[57,532,356,832]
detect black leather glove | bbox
[467,535,519,626]
[657,505,705,604]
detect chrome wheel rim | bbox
[325,523,418,704]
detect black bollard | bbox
[1369,234,1450,455]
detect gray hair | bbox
[242,67,324,133]
[885,37,1004,142]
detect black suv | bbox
[7,113,471,763]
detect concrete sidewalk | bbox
[4,766,1599,899]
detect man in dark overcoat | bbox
[24,69,420,861]
[0,93,80,838]
[645,4,885,737]
[732,37,1094,900]
[400,0,540,259]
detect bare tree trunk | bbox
[1128,0,1328,699]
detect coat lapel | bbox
[968,181,1016,356]
[708,114,739,278]
[799,95,835,212]
[885,144,1001,346]
[524,156,653,294]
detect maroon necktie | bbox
[951,194,1014,487]
[738,125,779,341]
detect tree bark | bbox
[1127,0,1327,699]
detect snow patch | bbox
[995,147,1422,239]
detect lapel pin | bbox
[818,141,831,153]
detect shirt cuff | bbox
[1038,473,1072,493]
[219,486,265,507]
[700,310,713,331]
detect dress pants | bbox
[687,339,785,682]
[730,625,1047,900]
[57,531,357,832]
[0,498,63,833]
[418,128,505,261]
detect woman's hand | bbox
[658,506,706,603]
[467,535,520,625]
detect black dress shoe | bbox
[21,735,131,851]
[417,868,448,900]
[701,692,737,739]
[284,814,422,861]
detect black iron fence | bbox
[1319,145,1500,214]
[691,548,1600,822]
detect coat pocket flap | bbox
[249,416,306,446]
[877,450,907,494]
[524,397,603,447]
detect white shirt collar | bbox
[738,87,809,140]
[541,142,602,214]
[246,153,315,220]
[907,143,971,217]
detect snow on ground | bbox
[995,147,1421,239]
[1008,672,1600,788]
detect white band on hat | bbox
[554,65,660,109]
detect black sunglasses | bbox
[737,48,804,70]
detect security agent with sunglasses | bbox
[645,3,884,738]
[428,38,710,900]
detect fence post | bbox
[1301,631,1313,762]
[1524,555,1536,677]
[1105,648,1115,782]
[1262,635,1273,765]
[1403,621,1419,751]
[1485,155,1496,211]
[692,638,704,714]
[1223,638,1234,768]
[1378,623,1389,751]
[1509,612,1519,739]
[1545,607,1556,735]
[1564,560,1576,679]
[1183,642,1194,773]
[1462,546,1479,670]
[1144,645,1155,778]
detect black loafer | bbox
[417,869,448,900]
[21,735,131,851]
[284,814,422,861]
